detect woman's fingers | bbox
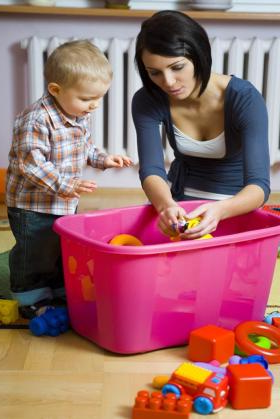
[158,206,186,235]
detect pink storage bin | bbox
[53,201,280,354]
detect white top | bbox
[173,124,226,158]
[172,124,233,200]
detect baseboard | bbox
[267,192,280,204]
[78,188,147,212]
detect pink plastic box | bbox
[54,201,280,354]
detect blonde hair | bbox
[44,40,112,87]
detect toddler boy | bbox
[6,40,132,318]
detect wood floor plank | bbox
[0,371,103,419]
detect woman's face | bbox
[142,50,199,100]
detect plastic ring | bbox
[235,321,280,363]
[109,234,143,246]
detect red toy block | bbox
[227,363,272,409]
[263,204,280,217]
[132,390,192,419]
[187,325,235,363]
[272,317,280,328]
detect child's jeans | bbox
[7,207,65,306]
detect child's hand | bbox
[74,179,97,197]
[62,179,97,199]
[104,154,133,169]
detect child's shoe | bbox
[19,299,53,319]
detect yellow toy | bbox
[0,299,19,324]
[152,375,169,389]
[170,217,213,241]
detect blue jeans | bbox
[7,207,65,306]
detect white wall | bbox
[0,12,280,189]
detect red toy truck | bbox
[162,363,229,415]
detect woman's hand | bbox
[178,185,265,239]
[158,204,187,236]
[180,201,225,239]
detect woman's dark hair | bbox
[135,10,212,96]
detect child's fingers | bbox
[113,156,123,167]
[123,157,133,166]
[80,180,97,188]
[76,181,97,193]
[114,155,133,166]
[106,155,133,168]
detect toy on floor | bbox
[29,307,70,337]
[135,322,278,417]
[234,334,272,356]
[229,354,274,381]
[270,317,280,328]
[161,362,229,415]
[109,234,143,246]
[193,361,227,376]
[141,357,274,416]
[263,204,280,217]
[170,217,213,241]
[0,299,19,324]
[152,375,170,389]
[264,311,280,325]
[188,324,235,363]
[234,320,280,363]
[227,363,272,409]
[132,390,192,419]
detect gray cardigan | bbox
[132,76,270,201]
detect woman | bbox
[132,10,270,239]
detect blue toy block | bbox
[29,307,70,337]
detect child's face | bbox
[50,79,110,119]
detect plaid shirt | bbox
[6,93,107,215]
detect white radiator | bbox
[21,36,280,173]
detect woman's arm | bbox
[132,89,187,234]
[181,81,270,239]
[143,175,186,233]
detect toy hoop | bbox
[235,321,280,364]
[109,234,143,246]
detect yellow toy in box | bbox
[170,217,213,241]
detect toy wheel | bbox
[109,234,143,246]
[193,396,213,415]
[162,384,181,398]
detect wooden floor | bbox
[1,331,280,419]
[1,189,280,419]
